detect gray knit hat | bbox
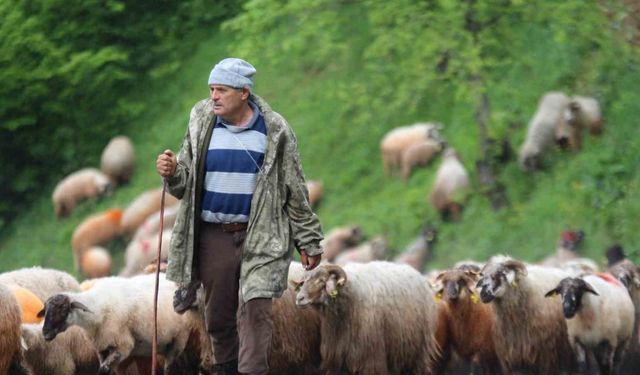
[208,58,256,89]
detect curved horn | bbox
[324,264,347,287]
[503,260,528,277]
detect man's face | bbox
[209,84,247,118]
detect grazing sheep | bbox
[52,168,113,218]
[81,247,113,278]
[38,273,208,374]
[539,229,585,268]
[306,180,324,208]
[21,324,99,375]
[71,209,123,270]
[518,91,571,171]
[393,225,437,272]
[121,187,179,237]
[380,122,444,176]
[8,285,44,324]
[334,236,388,266]
[569,96,603,136]
[545,274,634,374]
[0,283,30,375]
[477,257,576,374]
[428,148,470,222]
[321,225,365,262]
[0,267,81,301]
[100,135,136,185]
[432,268,501,374]
[401,139,444,181]
[295,261,439,375]
[120,230,172,277]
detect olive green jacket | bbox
[165,94,324,302]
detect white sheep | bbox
[0,267,81,301]
[132,204,179,241]
[320,225,365,262]
[545,273,634,374]
[21,323,99,375]
[569,96,603,136]
[121,187,179,237]
[428,148,470,222]
[38,273,209,374]
[51,167,113,218]
[401,139,444,181]
[477,256,576,374]
[294,261,440,375]
[380,122,444,176]
[518,91,571,171]
[120,230,172,277]
[0,283,30,375]
[306,180,324,208]
[100,135,136,185]
[333,236,388,266]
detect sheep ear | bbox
[71,301,92,313]
[37,308,46,318]
[582,282,599,296]
[544,287,560,298]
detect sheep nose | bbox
[295,294,306,306]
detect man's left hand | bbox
[300,249,321,270]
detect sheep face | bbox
[434,269,479,303]
[545,277,598,319]
[477,260,527,303]
[38,294,91,341]
[295,265,347,307]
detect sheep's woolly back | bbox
[490,264,574,374]
[320,261,438,375]
[100,136,136,184]
[121,188,179,236]
[429,149,469,211]
[0,267,81,301]
[564,274,634,348]
[0,283,23,374]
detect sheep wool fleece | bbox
[165,94,324,302]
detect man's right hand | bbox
[157,149,177,178]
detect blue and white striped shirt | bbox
[201,101,267,223]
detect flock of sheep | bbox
[0,90,624,375]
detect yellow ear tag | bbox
[435,292,442,302]
[511,281,518,288]
[329,289,339,298]
[470,293,479,304]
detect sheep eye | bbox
[295,283,303,292]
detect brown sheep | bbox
[334,236,388,266]
[320,225,365,262]
[477,257,576,374]
[428,148,470,222]
[0,283,31,375]
[294,262,440,375]
[518,91,571,171]
[306,180,324,208]
[121,187,179,237]
[432,268,501,374]
[71,209,123,270]
[401,139,444,181]
[380,122,444,176]
[52,168,113,218]
[80,247,113,278]
[100,135,136,185]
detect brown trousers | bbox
[198,221,273,375]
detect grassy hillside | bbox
[1,4,639,278]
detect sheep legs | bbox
[98,350,123,375]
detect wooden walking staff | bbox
[152,178,168,375]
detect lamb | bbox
[306,180,324,208]
[121,187,179,237]
[52,167,113,218]
[38,273,209,374]
[100,135,136,185]
[71,209,123,270]
[294,261,440,375]
[81,247,113,278]
[428,148,470,222]
[120,230,172,277]
[544,274,634,374]
[401,139,444,181]
[0,283,30,375]
[21,323,99,375]
[333,236,388,266]
[380,122,444,176]
[0,267,81,301]
[477,256,576,374]
[320,225,365,262]
[393,224,437,272]
[432,268,501,374]
[518,91,571,171]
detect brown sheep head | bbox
[544,277,598,319]
[433,268,480,304]
[37,294,92,341]
[476,258,528,303]
[294,264,347,308]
